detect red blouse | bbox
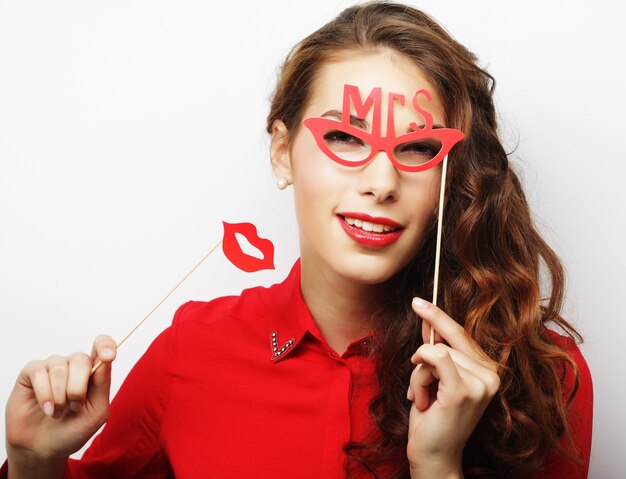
[1,260,592,478]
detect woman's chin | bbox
[333,256,406,286]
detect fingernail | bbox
[101,348,115,360]
[69,401,82,412]
[412,297,428,309]
[43,401,54,416]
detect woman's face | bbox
[272,50,446,286]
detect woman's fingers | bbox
[408,344,463,407]
[66,353,92,412]
[21,360,55,416]
[420,316,443,345]
[408,363,436,409]
[91,334,117,363]
[412,343,499,379]
[408,343,500,410]
[16,334,116,418]
[412,297,465,349]
[85,335,116,416]
[411,298,500,396]
[412,297,487,360]
[46,355,69,418]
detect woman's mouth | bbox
[341,216,399,233]
[337,214,404,247]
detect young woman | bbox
[3,3,592,478]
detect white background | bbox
[1,1,624,477]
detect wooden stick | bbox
[91,239,223,374]
[430,154,448,345]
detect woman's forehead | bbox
[306,51,446,127]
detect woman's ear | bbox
[270,119,293,184]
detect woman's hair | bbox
[267,2,582,478]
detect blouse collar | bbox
[265,259,372,363]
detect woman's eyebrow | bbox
[320,110,446,133]
[321,109,369,130]
[406,124,445,133]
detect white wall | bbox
[0,1,623,477]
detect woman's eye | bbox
[396,140,441,161]
[323,130,364,147]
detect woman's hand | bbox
[406,298,500,479]
[5,335,117,478]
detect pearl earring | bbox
[276,178,289,190]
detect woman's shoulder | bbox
[543,328,592,393]
[171,261,303,332]
[544,327,584,354]
[542,328,593,410]
[171,284,275,330]
[539,328,593,478]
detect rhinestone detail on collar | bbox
[270,331,295,362]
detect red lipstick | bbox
[338,212,403,228]
[337,213,404,247]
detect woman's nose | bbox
[357,151,400,203]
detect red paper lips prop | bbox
[222,221,275,273]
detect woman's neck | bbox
[299,257,386,356]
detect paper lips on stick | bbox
[222,222,275,273]
[91,221,275,374]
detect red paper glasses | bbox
[303,85,465,172]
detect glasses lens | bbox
[322,129,372,163]
[393,138,443,167]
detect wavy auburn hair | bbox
[266,2,582,478]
